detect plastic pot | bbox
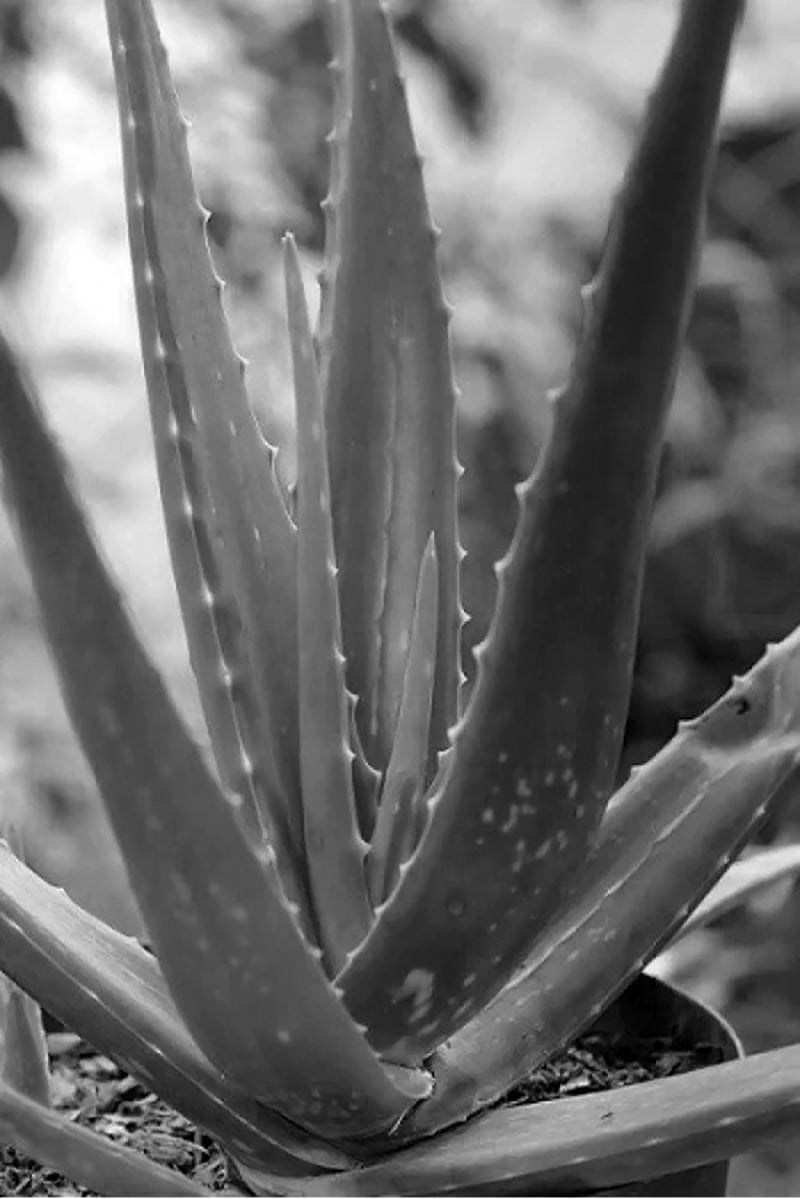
[572,971,743,1198]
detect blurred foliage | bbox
[0,0,29,277]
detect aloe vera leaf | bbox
[313,1047,800,1197]
[0,830,50,1108]
[0,843,350,1173]
[350,712,381,842]
[0,340,430,1137]
[367,536,438,905]
[0,982,49,1109]
[408,629,800,1135]
[319,0,461,774]
[0,1079,212,1197]
[284,234,371,972]
[669,842,800,943]
[337,0,741,1062]
[105,0,304,867]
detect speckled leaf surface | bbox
[285,235,371,973]
[0,844,348,1173]
[0,340,429,1138]
[410,628,800,1135]
[314,1046,800,1196]
[337,0,741,1062]
[319,0,460,775]
[0,1079,212,1197]
[105,0,304,877]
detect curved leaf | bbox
[0,1079,211,1197]
[0,336,429,1138]
[338,0,742,1062]
[316,1046,800,1196]
[0,842,349,1173]
[105,0,307,906]
[410,628,800,1135]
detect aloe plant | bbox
[0,0,800,1194]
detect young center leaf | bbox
[319,0,461,776]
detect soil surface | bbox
[0,1031,233,1196]
[0,1025,718,1197]
[505,1028,725,1105]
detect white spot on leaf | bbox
[394,969,435,1026]
[501,805,519,833]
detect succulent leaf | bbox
[285,234,371,973]
[0,831,49,1109]
[350,715,382,842]
[320,0,461,775]
[0,337,429,1138]
[313,1045,800,1197]
[0,1079,212,1197]
[337,0,742,1063]
[367,535,439,905]
[104,0,306,900]
[411,629,800,1134]
[0,984,49,1110]
[0,842,349,1172]
[2,0,788,1192]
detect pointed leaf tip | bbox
[321,0,461,776]
[106,0,307,901]
[337,0,742,1063]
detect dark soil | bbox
[0,1027,723,1197]
[504,1029,726,1105]
[0,1031,233,1196]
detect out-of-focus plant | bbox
[0,0,29,279]
[0,0,800,1195]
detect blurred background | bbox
[1,0,800,1190]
